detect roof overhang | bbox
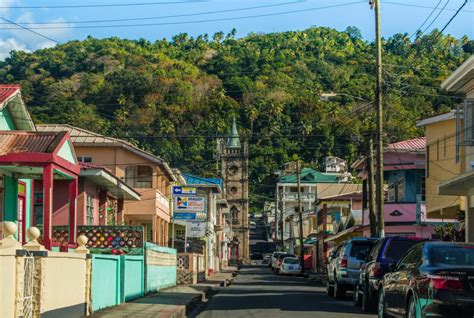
[80,168,141,201]
[438,170,474,196]
[441,56,474,92]
[185,183,221,193]
[416,110,456,127]
[0,89,35,131]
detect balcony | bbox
[125,188,171,222]
[283,193,315,201]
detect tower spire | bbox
[227,117,241,148]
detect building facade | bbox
[220,118,249,261]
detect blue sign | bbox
[173,212,197,220]
[173,186,197,195]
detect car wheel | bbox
[334,277,346,300]
[377,288,387,318]
[326,279,334,296]
[353,283,362,306]
[407,295,417,318]
[362,282,375,312]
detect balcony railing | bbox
[283,193,315,201]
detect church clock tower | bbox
[220,117,249,262]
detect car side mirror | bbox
[388,262,397,272]
[356,252,367,261]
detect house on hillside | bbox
[37,124,177,246]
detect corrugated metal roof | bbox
[387,137,426,151]
[0,131,61,155]
[0,84,20,105]
[316,183,363,200]
[279,167,339,184]
[183,173,222,189]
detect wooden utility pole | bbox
[373,0,385,238]
[279,190,284,249]
[296,160,305,273]
[368,139,377,237]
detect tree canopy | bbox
[0,27,471,210]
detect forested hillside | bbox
[0,27,472,209]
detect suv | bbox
[270,251,284,269]
[353,236,427,312]
[326,238,377,299]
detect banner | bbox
[174,196,206,212]
[186,221,207,238]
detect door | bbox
[17,181,27,243]
[395,244,423,315]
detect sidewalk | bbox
[91,267,237,318]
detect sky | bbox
[0,0,473,60]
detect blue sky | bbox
[0,0,473,59]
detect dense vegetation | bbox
[0,27,472,210]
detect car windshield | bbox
[349,242,374,257]
[429,245,474,267]
[284,258,299,264]
[383,239,422,261]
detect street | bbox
[195,265,374,318]
[196,216,374,318]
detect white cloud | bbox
[0,37,29,60]
[0,0,18,15]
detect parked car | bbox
[274,253,296,274]
[378,241,474,318]
[353,236,427,312]
[327,238,378,299]
[270,251,285,269]
[279,257,302,276]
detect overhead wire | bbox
[433,0,469,41]
[420,0,451,36]
[0,16,60,44]
[409,0,442,39]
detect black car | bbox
[250,252,263,260]
[378,242,474,318]
[354,236,427,312]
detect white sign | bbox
[174,196,206,212]
[186,221,207,238]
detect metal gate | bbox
[20,254,34,318]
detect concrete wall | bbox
[145,242,177,292]
[39,252,90,318]
[0,249,19,318]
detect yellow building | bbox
[37,124,177,246]
[417,56,474,242]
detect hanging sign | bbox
[186,221,207,238]
[173,212,197,221]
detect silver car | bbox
[279,257,301,275]
[326,238,377,300]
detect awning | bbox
[438,170,474,196]
[80,168,141,201]
[325,225,367,243]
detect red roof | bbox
[387,137,426,151]
[0,131,65,155]
[0,84,20,104]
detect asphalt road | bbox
[195,265,376,318]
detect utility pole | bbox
[274,192,279,247]
[372,0,385,238]
[296,160,305,273]
[368,139,377,237]
[279,190,284,249]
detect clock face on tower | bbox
[228,165,239,175]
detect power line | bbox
[0,16,60,44]
[409,0,442,39]
[382,1,473,13]
[0,1,304,25]
[421,0,451,36]
[0,1,366,30]
[435,0,469,39]
[0,0,207,9]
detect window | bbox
[125,165,153,188]
[231,207,239,224]
[421,177,426,202]
[77,156,92,163]
[396,244,422,270]
[86,194,94,225]
[388,178,405,202]
[230,187,238,195]
[463,99,474,143]
[384,239,422,261]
